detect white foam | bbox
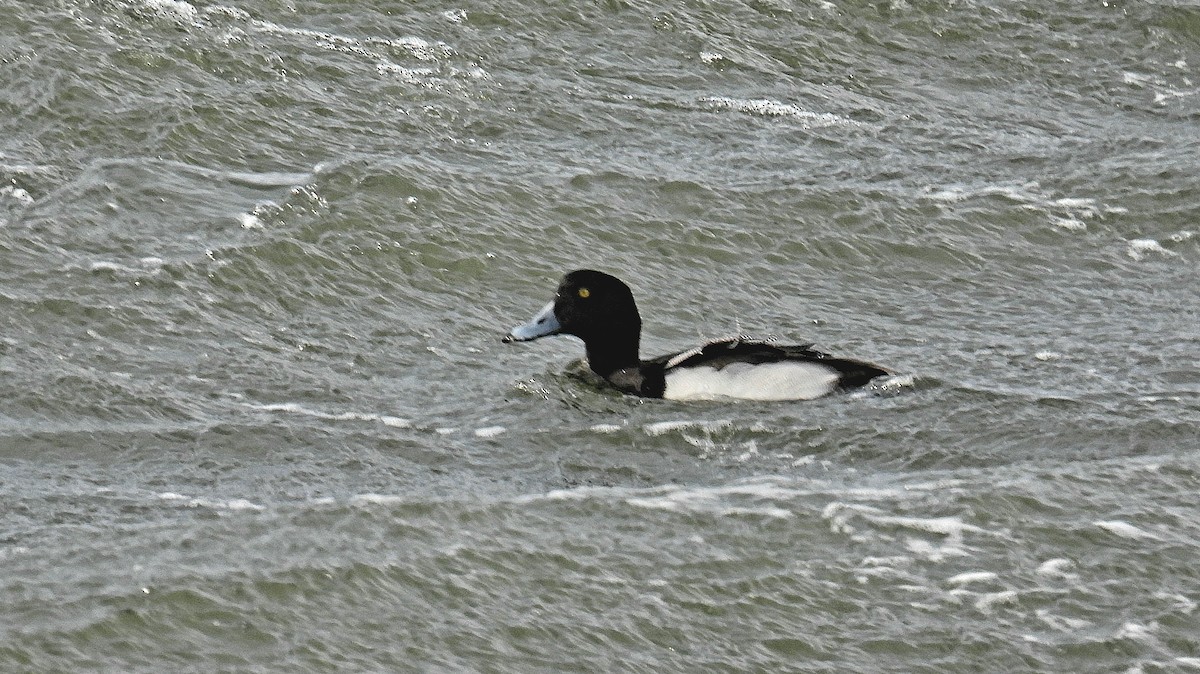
[822,502,864,534]
[923,183,1124,235]
[350,494,407,506]
[1139,395,1187,404]
[1114,621,1158,643]
[1095,520,1160,540]
[924,186,968,202]
[924,182,1038,204]
[734,440,759,462]
[0,546,31,560]
[590,423,624,434]
[138,0,198,24]
[865,374,915,395]
[974,590,1019,613]
[700,96,860,128]
[518,478,993,540]
[946,571,999,586]
[162,493,265,511]
[1154,86,1200,105]
[1153,591,1197,614]
[246,402,411,428]
[904,537,971,562]
[474,425,506,438]
[854,567,898,583]
[872,513,985,538]
[380,416,411,428]
[626,494,792,518]
[247,19,452,61]
[89,256,163,275]
[624,487,793,518]
[643,419,731,436]
[376,63,442,88]
[517,480,801,518]
[1050,215,1087,231]
[692,481,806,500]
[1127,238,1173,260]
[0,185,34,205]
[1036,608,1093,631]
[211,498,265,511]
[1123,71,1161,87]
[90,261,137,274]
[513,485,636,504]
[861,555,912,567]
[1053,197,1096,209]
[824,502,984,561]
[203,5,250,21]
[858,562,924,587]
[1036,558,1076,578]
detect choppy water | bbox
[2,0,1199,671]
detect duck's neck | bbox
[583,331,641,379]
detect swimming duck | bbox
[503,270,889,401]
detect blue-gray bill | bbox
[503,301,560,343]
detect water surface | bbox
[2,0,1198,671]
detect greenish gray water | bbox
[2,0,1198,671]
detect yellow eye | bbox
[577,287,590,299]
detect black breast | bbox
[605,365,667,398]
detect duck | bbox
[502,269,890,401]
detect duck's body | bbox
[504,270,889,401]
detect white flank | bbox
[663,361,840,401]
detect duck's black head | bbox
[504,269,643,376]
[552,270,640,342]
